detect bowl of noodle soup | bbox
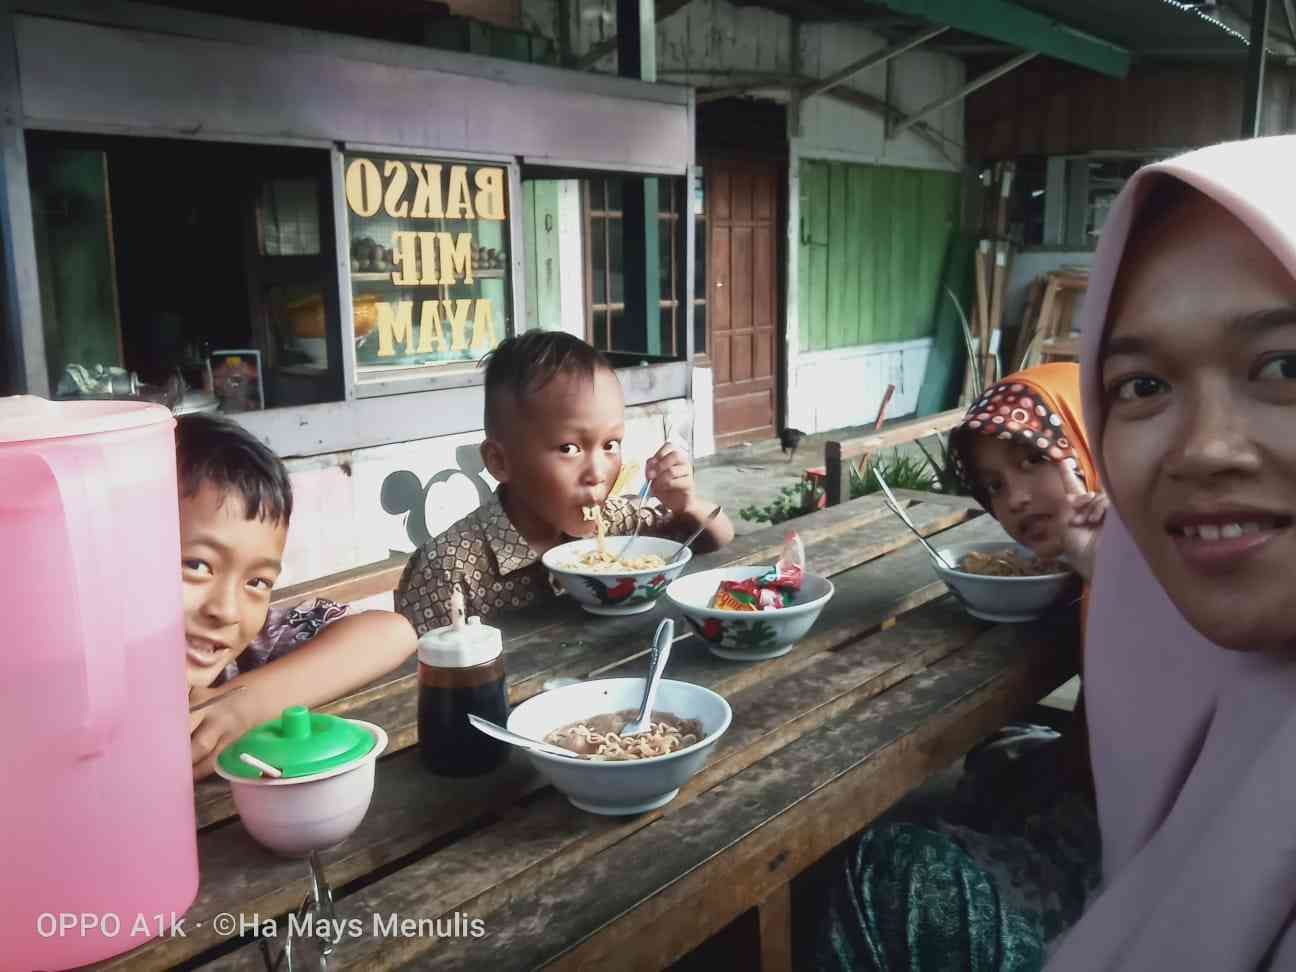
[931,540,1075,624]
[507,677,731,815]
[543,536,691,617]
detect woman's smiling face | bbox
[1101,191,1296,653]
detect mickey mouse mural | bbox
[380,444,495,549]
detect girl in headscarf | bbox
[814,364,1106,972]
[1043,135,1296,970]
[948,362,1102,576]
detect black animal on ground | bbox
[779,427,807,462]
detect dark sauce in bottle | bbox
[417,657,509,777]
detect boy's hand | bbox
[645,442,697,516]
[1059,461,1108,582]
[189,684,255,780]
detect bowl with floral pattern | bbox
[665,566,835,661]
[543,537,692,617]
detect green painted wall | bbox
[522,180,563,330]
[798,160,960,353]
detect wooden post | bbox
[825,441,851,508]
[1243,0,1271,138]
[755,884,793,972]
[618,0,661,354]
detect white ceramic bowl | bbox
[215,720,388,858]
[507,678,731,815]
[665,566,835,661]
[542,536,692,617]
[931,540,1074,623]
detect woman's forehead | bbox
[1107,193,1296,345]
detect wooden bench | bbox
[824,408,966,507]
[270,551,409,612]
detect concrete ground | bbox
[693,422,932,536]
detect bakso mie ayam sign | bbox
[344,156,510,363]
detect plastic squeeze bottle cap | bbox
[416,586,503,669]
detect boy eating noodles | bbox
[396,331,734,636]
[181,414,416,779]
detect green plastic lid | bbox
[217,706,375,780]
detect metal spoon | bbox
[871,468,957,570]
[668,505,723,564]
[620,619,673,737]
[466,714,585,760]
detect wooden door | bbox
[708,159,779,449]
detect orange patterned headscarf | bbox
[947,362,1099,513]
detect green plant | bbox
[945,286,999,396]
[849,449,938,499]
[913,432,974,497]
[738,480,822,525]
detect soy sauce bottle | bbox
[417,589,509,776]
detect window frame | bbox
[582,175,692,360]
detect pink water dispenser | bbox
[0,396,198,970]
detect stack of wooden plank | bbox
[962,162,1015,401]
[1010,269,1088,370]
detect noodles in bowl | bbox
[931,540,1074,623]
[542,531,688,617]
[507,677,732,815]
[544,709,703,761]
[562,505,666,573]
[957,549,1066,577]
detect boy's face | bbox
[179,483,287,690]
[484,367,625,540]
[972,436,1073,560]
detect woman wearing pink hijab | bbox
[1046,134,1296,969]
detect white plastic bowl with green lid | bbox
[214,706,388,858]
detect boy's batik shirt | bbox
[395,489,678,637]
[217,598,348,685]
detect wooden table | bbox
[96,492,1079,972]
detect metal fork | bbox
[618,413,675,560]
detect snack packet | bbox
[708,531,806,612]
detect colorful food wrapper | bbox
[709,531,806,612]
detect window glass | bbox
[343,153,513,378]
[27,132,342,412]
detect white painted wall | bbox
[795,22,964,172]
[277,397,695,595]
[787,338,932,435]
[691,365,716,458]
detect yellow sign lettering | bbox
[418,300,448,354]
[411,163,444,219]
[344,158,382,217]
[383,160,410,218]
[470,299,498,352]
[445,299,473,352]
[390,232,420,286]
[444,166,474,220]
[415,232,441,285]
[474,168,507,220]
[376,301,415,357]
[437,232,475,285]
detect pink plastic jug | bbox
[0,396,198,970]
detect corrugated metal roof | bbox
[1010,0,1254,58]
[736,0,1296,63]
